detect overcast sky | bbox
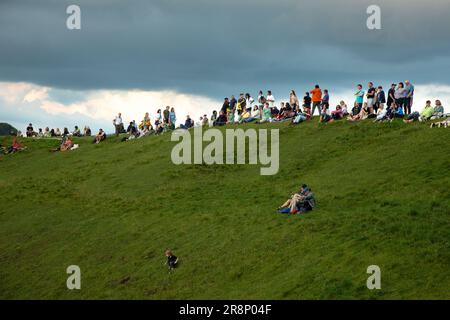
[1,0,450,132]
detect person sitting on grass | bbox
[339,101,349,116]
[59,136,74,151]
[5,135,26,154]
[292,108,310,124]
[165,249,178,271]
[214,111,228,126]
[277,184,316,214]
[319,110,332,123]
[93,129,106,144]
[347,103,368,122]
[83,126,92,136]
[275,102,295,121]
[330,105,344,121]
[393,103,405,118]
[37,128,44,138]
[26,123,36,137]
[430,100,445,120]
[43,127,51,138]
[180,115,194,130]
[348,102,361,120]
[239,108,257,123]
[403,100,434,123]
[373,104,388,122]
[72,126,82,137]
[259,102,273,123]
[122,121,140,141]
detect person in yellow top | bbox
[139,112,152,130]
[404,100,434,123]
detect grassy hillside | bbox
[0,119,449,299]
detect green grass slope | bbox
[0,120,449,299]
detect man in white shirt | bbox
[113,113,123,136]
[266,90,275,108]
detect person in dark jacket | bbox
[375,86,386,113]
[165,250,178,271]
[278,184,316,214]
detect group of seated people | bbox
[199,94,448,128]
[122,110,181,141]
[277,184,316,215]
[26,124,92,138]
[341,99,446,124]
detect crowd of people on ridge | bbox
[3,80,449,156]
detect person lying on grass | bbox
[278,184,316,214]
[165,249,178,271]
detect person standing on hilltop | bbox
[289,90,300,113]
[321,89,330,114]
[355,84,365,111]
[303,92,312,116]
[366,82,376,114]
[229,95,237,114]
[163,106,170,125]
[310,85,322,117]
[404,80,414,115]
[113,113,123,136]
[237,93,246,116]
[375,86,386,113]
[395,82,407,115]
[221,97,230,114]
[266,90,275,109]
[387,83,396,110]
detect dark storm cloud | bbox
[1,0,450,98]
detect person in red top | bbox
[12,136,23,151]
[310,85,322,117]
[5,135,25,154]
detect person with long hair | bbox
[289,90,300,113]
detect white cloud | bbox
[0,82,221,132]
[23,87,49,103]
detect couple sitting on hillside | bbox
[278,184,316,215]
